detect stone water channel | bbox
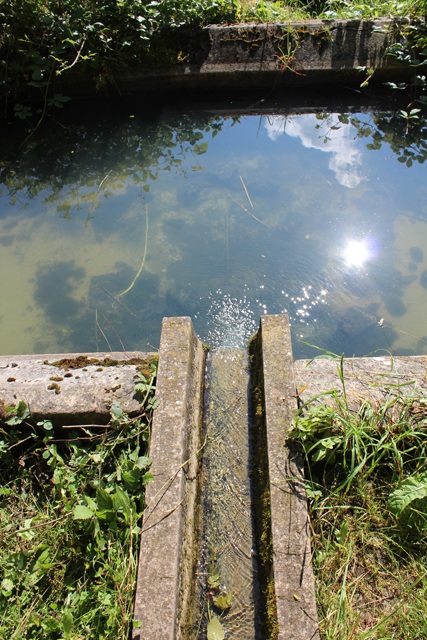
[133,314,320,640]
[2,315,427,638]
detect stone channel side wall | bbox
[59,19,411,97]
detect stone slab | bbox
[294,354,427,411]
[0,352,155,425]
[133,317,206,640]
[257,315,320,640]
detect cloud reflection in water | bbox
[264,114,364,189]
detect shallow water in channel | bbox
[198,349,258,638]
[1,107,427,356]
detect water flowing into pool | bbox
[1,105,427,356]
[198,348,259,638]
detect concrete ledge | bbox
[251,315,320,640]
[57,19,410,99]
[133,317,206,640]
[0,352,155,425]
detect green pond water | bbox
[1,106,427,357]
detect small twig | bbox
[100,286,136,317]
[140,499,184,533]
[231,198,269,227]
[96,309,113,352]
[239,175,255,209]
[57,35,87,75]
[102,313,127,353]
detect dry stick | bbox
[239,175,255,210]
[3,515,69,538]
[231,198,269,227]
[101,286,136,316]
[95,309,113,352]
[102,313,127,353]
[20,65,55,148]
[118,203,149,298]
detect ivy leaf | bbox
[193,142,208,155]
[135,455,152,470]
[208,573,220,589]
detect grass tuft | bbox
[289,365,427,639]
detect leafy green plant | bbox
[0,359,157,639]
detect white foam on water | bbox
[197,290,257,348]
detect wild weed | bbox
[289,357,427,639]
[0,362,157,639]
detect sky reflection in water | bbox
[0,109,426,358]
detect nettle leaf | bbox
[388,473,427,516]
[136,455,152,470]
[61,610,73,636]
[115,485,131,520]
[73,504,94,520]
[207,615,225,640]
[96,487,114,512]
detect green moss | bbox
[249,330,278,639]
[45,355,158,372]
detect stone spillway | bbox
[132,315,319,640]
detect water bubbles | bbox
[201,290,257,348]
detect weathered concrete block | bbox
[254,315,320,640]
[133,317,206,640]
[0,352,155,425]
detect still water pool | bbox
[1,106,427,357]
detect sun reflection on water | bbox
[341,238,378,270]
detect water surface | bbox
[1,107,427,357]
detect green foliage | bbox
[0,0,243,108]
[3,0,425,116]
[0,109,233,220]
[289,357,427,638]
[0,360,157,639]
[207,614,225,640]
